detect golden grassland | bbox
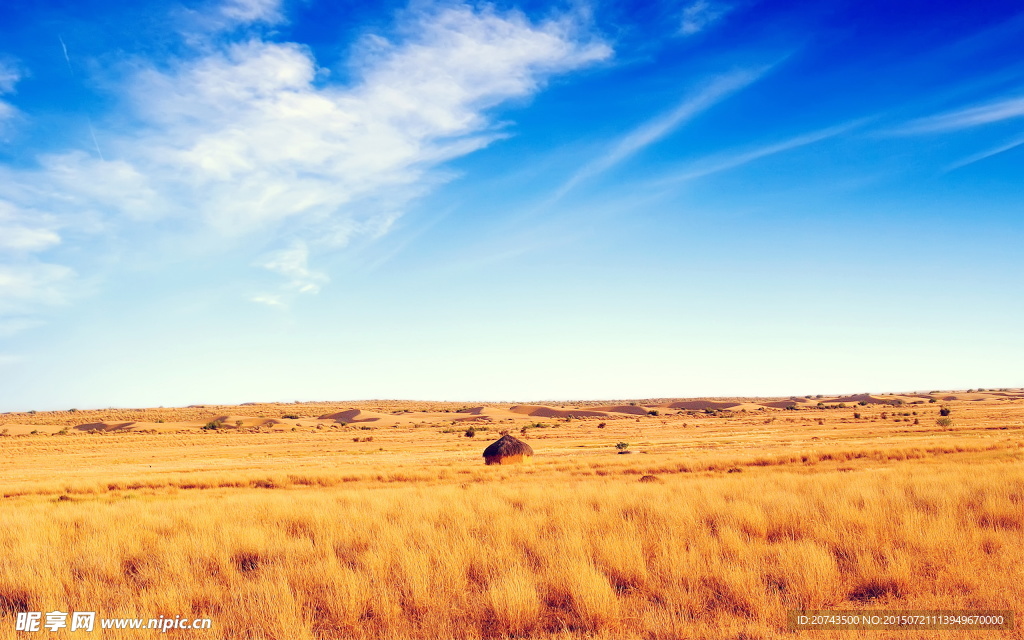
[1,392,1022,639]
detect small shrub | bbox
[853,412,861,419]
[597,422,606,429]
[465,427,476,438]
[281,414,300,420]
[615,442,630,451]
[202,422,220,430]
[939,406,952,417]
[936,417,953,428]
[647,410,659,417]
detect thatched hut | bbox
[482,434,534,465]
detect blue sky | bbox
[0,0,1022,411]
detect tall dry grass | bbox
[1,462,1021,639]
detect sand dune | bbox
[212,415,283,427]
[319,409,388,423]
[590,405,650,415]
[509,405,609,419]
[825,394,890,405]
[74,421,136,432]
[664,400,740,411]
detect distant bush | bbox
[281,414,300,420]
[202,422,220,430]
[936,417,953,428]
[939,406,952,417]
[615,442,629,451]
[464,427,475,438]
[647,410,659,417]
[597,422,606,429]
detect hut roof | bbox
[482,434,534,458]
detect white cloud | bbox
[0,3,610,301]
[680,0,733,36]
[0,62,19,93]
[0,262,74,315]
[221,0,284,25]
[250,293,285,307]
[0,226,60,252]
[0,61,21,128]
[898,96,1024,134]
[0,201,68,316]
[259,241,326,293]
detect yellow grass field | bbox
[1,391,1022,639]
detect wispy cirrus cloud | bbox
[652,120,864,185]
[552,67,766,200]
[946,134,1024,171]
[680,0,733,36]
[896,95,1024,134]
[0,2,611,317]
